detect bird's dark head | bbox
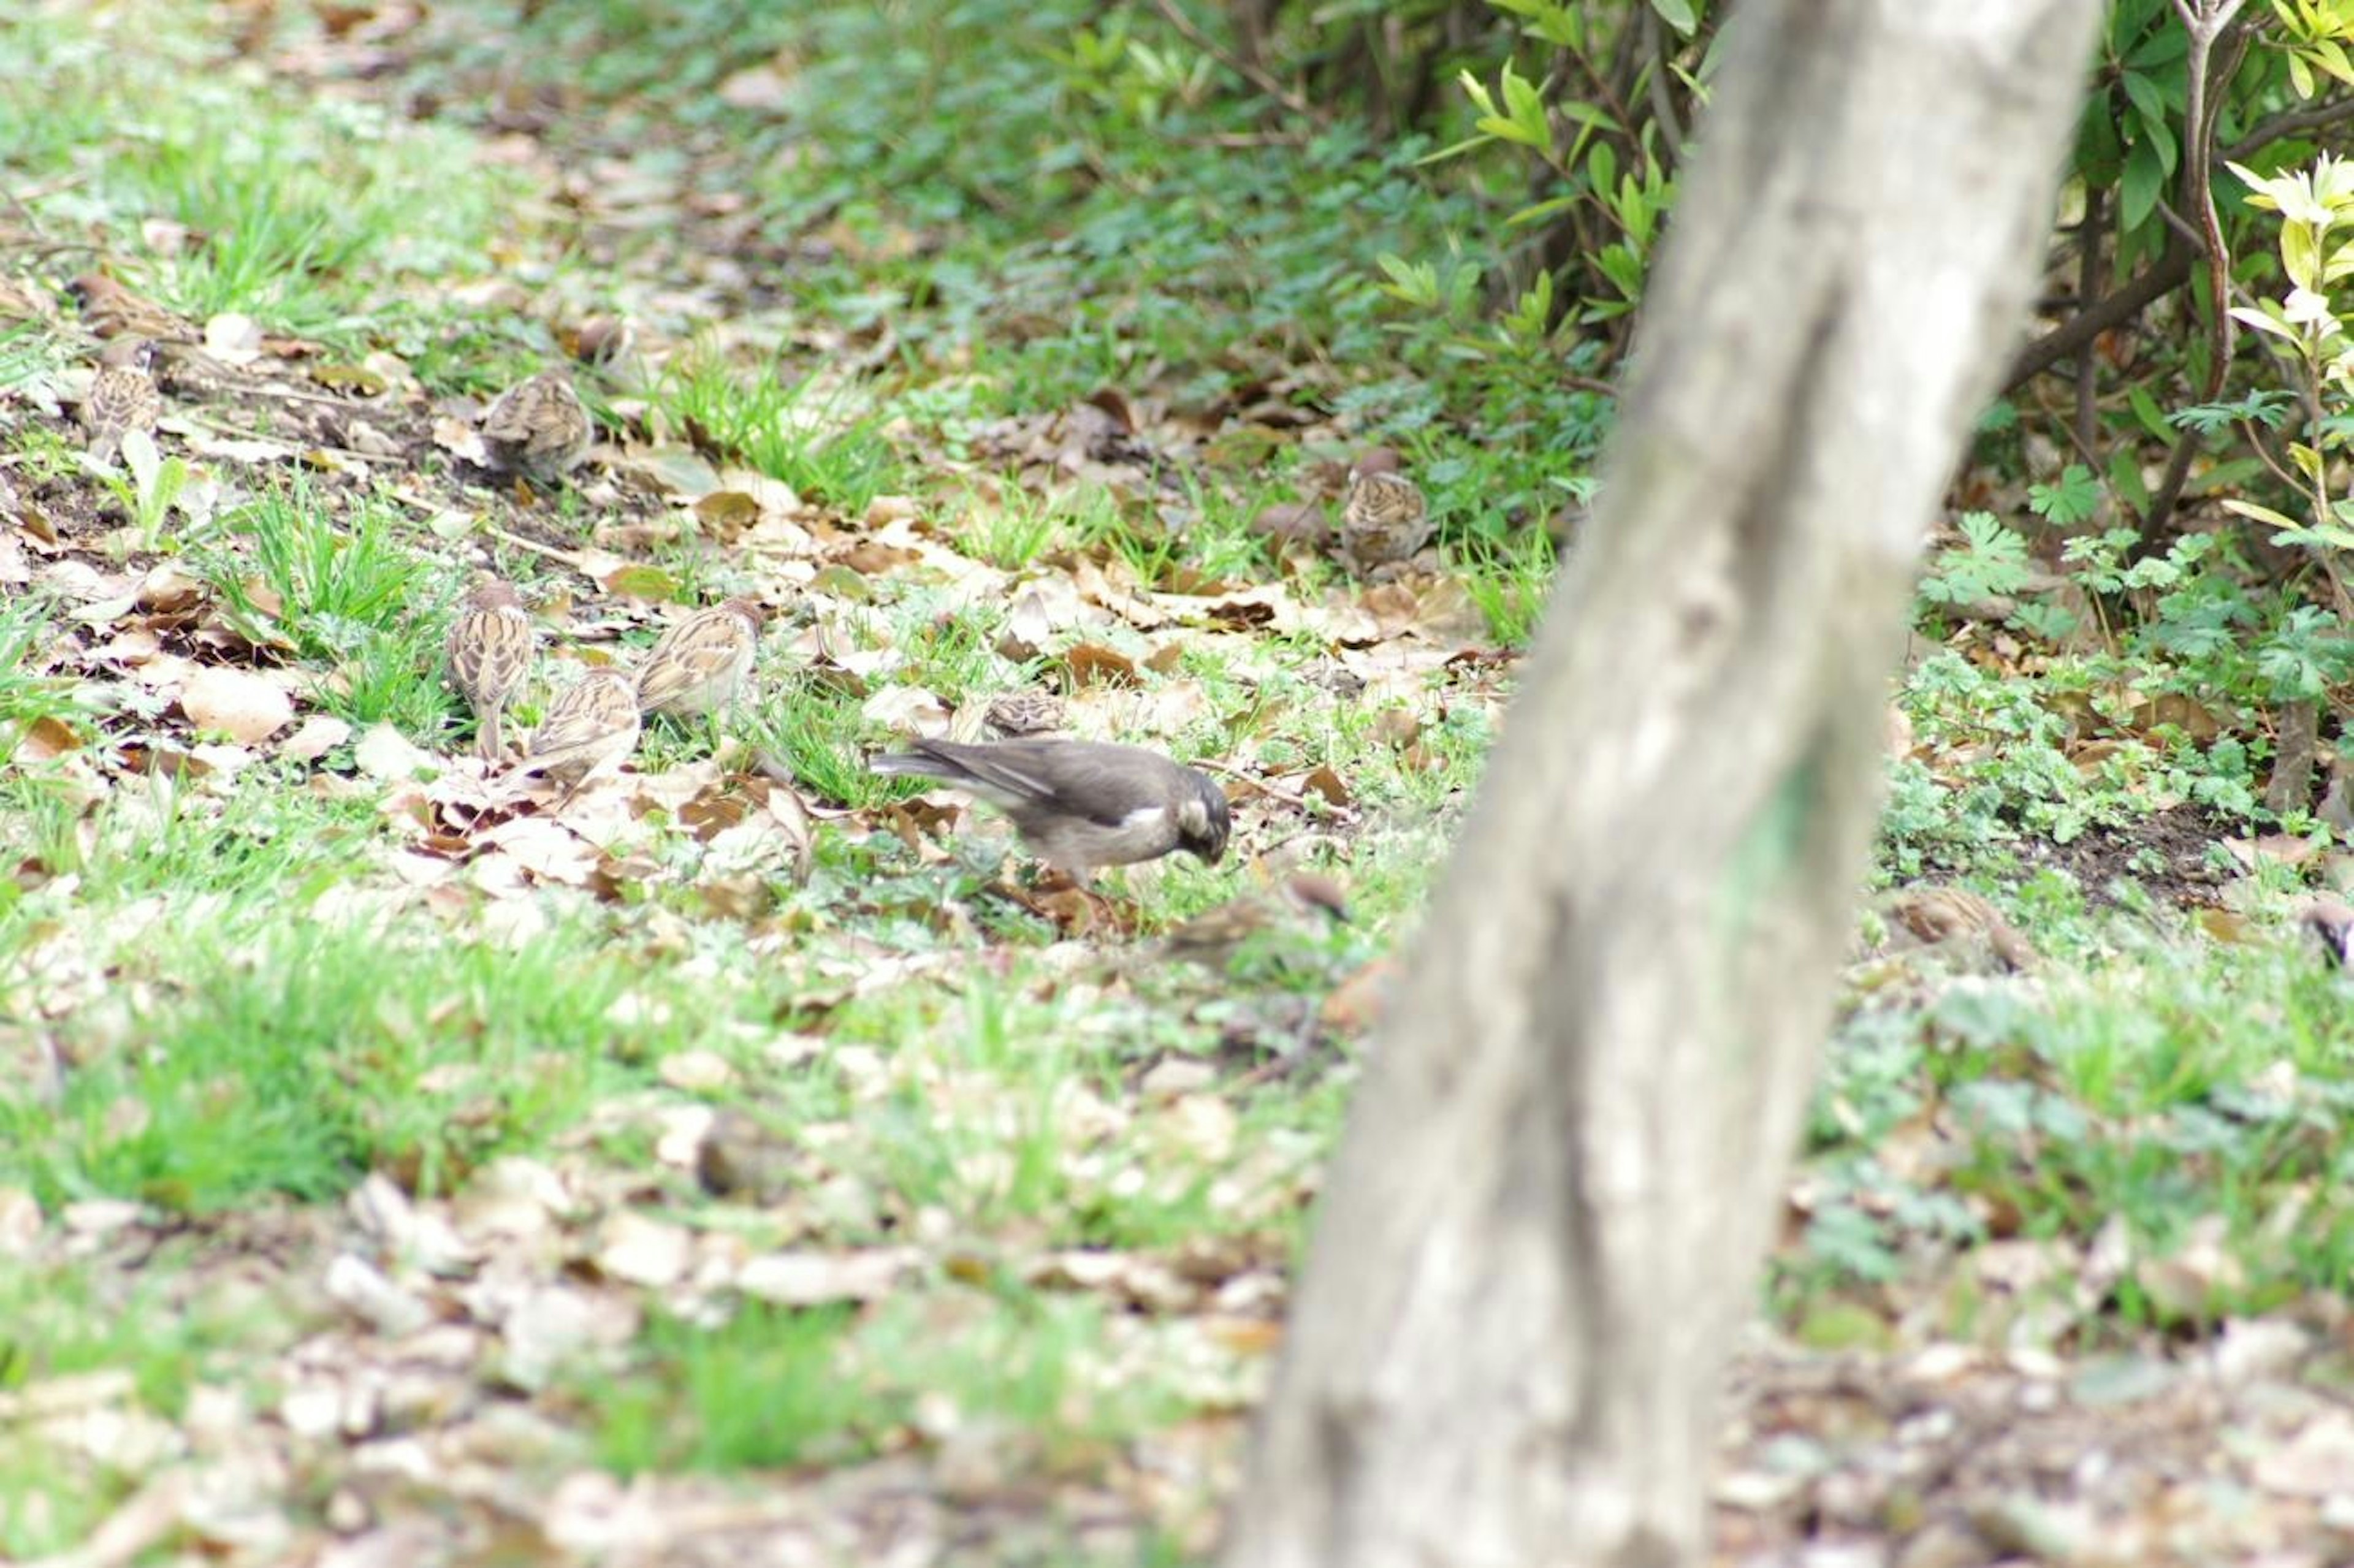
[1176,772,1232,864]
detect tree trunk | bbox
[1221,5,2101,1567]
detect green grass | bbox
[34,0,2354,1562]
[1,908,690,1210]
[653,349,906,514]
[0,6,514,347]
[1792,927,2354,1335]
[584,1289,1202,1478]
[197,482,455,733]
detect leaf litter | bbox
[1,3,2349,1567]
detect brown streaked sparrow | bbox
[2299,897,2354,969]
[478,370,593,479]
[868,737,1230,873]
[444,579,538,762]
[517,668,641,788]
[1337,467,1432,577]
[633,597,766,718]
[983,688,1066,739]
[80,338,162,465]
[67,273,199,344]
[1878,885,2038,973]
[1160,871,1350,966]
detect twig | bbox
[1640,6,1686,153]
[2007,45,2346,395]
[2004,239,2192,389]
[1196,760,1362,823]
[481,521,597,574]
[2141,0,2250,546]
[1147,0,1320,121]
[2071,189,2105,462]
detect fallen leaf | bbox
[1062,642,1139,687]
[178,665,293,743]
[354,723,435,780]
[277,714,352,763]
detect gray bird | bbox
[868,737,1231,873]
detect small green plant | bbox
[752,683,888,807]
[655,350,904,514]
[0,595,109,749]
[1452,526,1556,645]
[199,482,449,729]
[589,1304,875,1474]
[964,486,1061,570]
[90,429,202,557]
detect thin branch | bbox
[2008,29,2352,396]
[2142,0,2249,545]
[2003,238,2193,388]
[2073,191,2105,460]
[1639,7,1686,152]
[1148,0,1320,121]
[2222,94,2354,161]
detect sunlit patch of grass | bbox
[889,601,1005,707]
[1451,528,1556,647]
[582,1287,1206,1480]
[750,680,896,809]
[1785,931,2354,1337]
[0,11,511,345]
[196,482,452,732]
[0,1254,313,1556]
[0,884,760,1211]
[0,595,115,753]
[587,1303,877,1473]
[653,349,905,514]
[959,484,1062,570]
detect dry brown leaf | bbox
[178,665,294,743]
[1300,764,1350,807]
[14,715,85,761]
[276,714,351,763]
[692,489,761,537]
[1320,956,1394,1035]
[353,723,433,780]
[1062,642,1140,688]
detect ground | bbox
[2,2,2352,1566]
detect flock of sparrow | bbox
[77,324,1439,888]
[446,575,1237,879]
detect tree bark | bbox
[1221,6,2101,1567]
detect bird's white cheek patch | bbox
[1122,804,1173,831]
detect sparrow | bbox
[444,578,538,762]
[867,737,1231,874]
[478,370,593,479]
[80,338,162,465]
[633,597,765,718]
[2299,897,2354,969]
[67,273,199,344]
[517,668,641,788]
[1336,466,1432,577]
[1875,885,2038,974]
[983,688,1066,738]
[1160,871,1350,966]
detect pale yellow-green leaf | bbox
[2228,303,2303,343]
[2221,498,2307,533]
[2285,218,2322,291]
